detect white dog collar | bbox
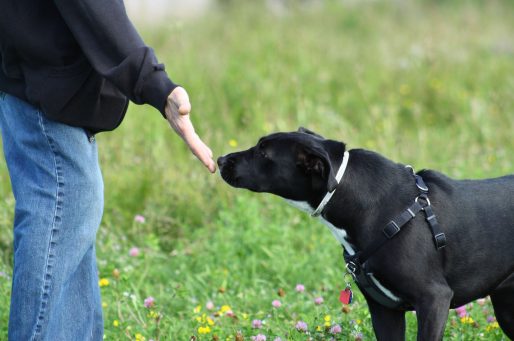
[311,151,350,217]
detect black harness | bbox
[342,168,447,309]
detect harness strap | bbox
[423,203,447,249]
[345,172,447,271]
[350,202,423,264]
[353,201,424,265]
[350,260,406,309]
[413,174,447,249]
[338,170,447,310]
[344,249,410,309]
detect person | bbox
[0,1,216,340]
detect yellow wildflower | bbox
[193,305,201,313]
[324,315,331,322]
[229,139,238,148]
[98,278,109,287]
[316,325,322,331]
[113,320,119,327]
[198,326,211,334]
[135,333,145,341]
[148,311,159,319]
[195,313,212,325]
[460,316,474,324]
[486,322,499,331]
[207,317,215,326]
[219,305,232,315]
[102,302,108,308]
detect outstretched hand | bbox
[165,87,216,173]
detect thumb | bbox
[178,102,191,116]
[170,87,191,115]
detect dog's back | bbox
[422,171,514,302]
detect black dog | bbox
[217,128,514,341]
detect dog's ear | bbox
[296,144,338,192]
[297,127,325,139]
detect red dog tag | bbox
[339,287,353,305]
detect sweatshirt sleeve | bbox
[52,0,177,116]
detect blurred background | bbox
[1,0,513,339]
[126,0,210,20]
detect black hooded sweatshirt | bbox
[0,0,177,133]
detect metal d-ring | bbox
[415,195,431,208]
[405,165,415,175]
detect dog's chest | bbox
[284,199,356,255]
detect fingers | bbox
[175,116,216,173]
[167,87,216,173]
[185,133,217,173]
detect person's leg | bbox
[0,91,104,341]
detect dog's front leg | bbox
[366,298,406,341]
[414,285,453,341]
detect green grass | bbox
[1,1,513,340]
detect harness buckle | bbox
[383,221,400,239]
[434,233,447,250]
[346,261,358,280]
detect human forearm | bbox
[52,0,176,114]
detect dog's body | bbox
[218,128,514,340]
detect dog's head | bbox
[218,127,346,201]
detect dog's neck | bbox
[326,149,419,248]
[289,149,419,251]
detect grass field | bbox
[1,1,514,340]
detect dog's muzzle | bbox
[217,155,240,187]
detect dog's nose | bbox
[218,154,237,170]
[217,155,229,168]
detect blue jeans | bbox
[0,92,104,340]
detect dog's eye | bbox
[258,146,268,158]
[257,142,269,159]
